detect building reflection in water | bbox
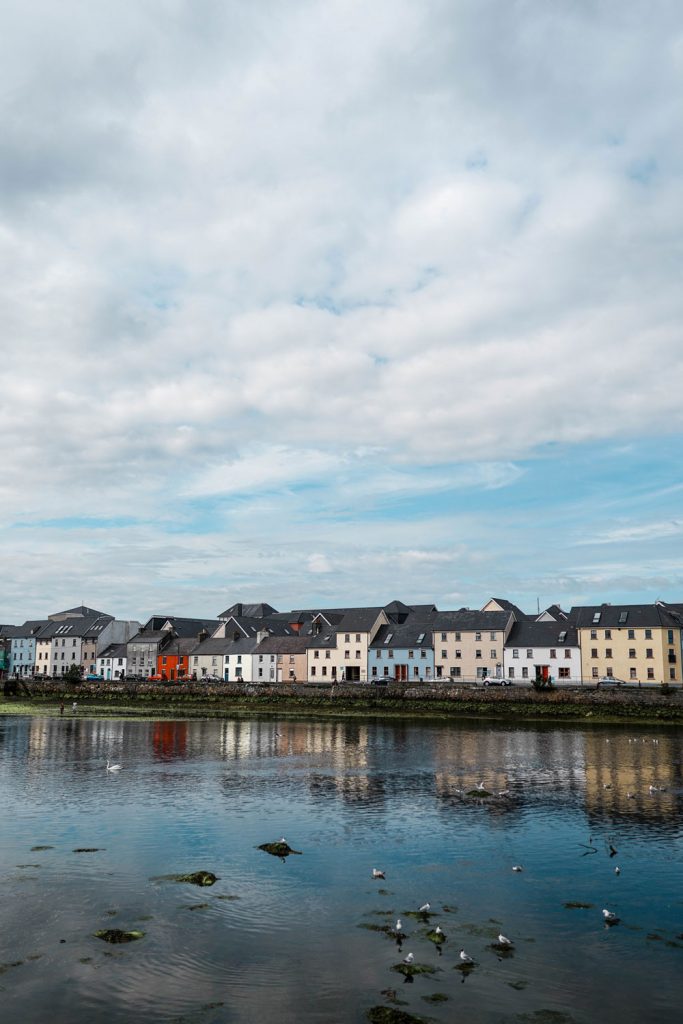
[584,730,683,823]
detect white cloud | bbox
[1,0,682,619]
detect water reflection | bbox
[1,714,682,1024]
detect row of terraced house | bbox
[2,597,683,686]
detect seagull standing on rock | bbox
[602,908,620,924]
[459,949,474,964]
[395,918,402,933]
[403,952,414,964]
[418,902,430,913]
[498,933,513,947]
[372,868,385,879]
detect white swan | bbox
[106,759,122,772]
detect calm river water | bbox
[1,714,682,1024]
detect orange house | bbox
[157,638,196,681]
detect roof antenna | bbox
[537,597,540,614]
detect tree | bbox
[64,663,83,685]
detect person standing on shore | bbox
[72,701,77,713]
[59,701,64,715]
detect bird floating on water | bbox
[106,760,122,772]
[602,908,620,924]
[459,949,474,964]
[498,933,513,947]
[615,866,620,875]
[418,902,430,913]
[395,918,402,933]
[372,868,385,879]
[512,865,523,872]
[403,952,414,964]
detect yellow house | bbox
[571,603,682,684]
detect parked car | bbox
[597,676,626,688]
[482,676,512,687]
[86,673,103,681]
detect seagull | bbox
[498,789,510,797]
[512,865,523,872]
[627,792,635,799]
[418,902,430,913]
[498,933,513,947]
[615,866,620,875]
[106,759,122,772]
[403,952,414,964]
[602,908,620,924]
[459,949,474,964]
[476,782,486,791]
[278,837,287,844]
[435,925,443,935]
[395,918,402,933]
[372,868,385,879]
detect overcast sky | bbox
[1,0,682,625]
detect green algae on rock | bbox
[392,962,438,978]
[366,1006,430,1023]
[257,841,302,858]
[563,902,593,910]
[30,845,54,851]
[425,929,446,945]
[168,871,218,886]
[94,929,145,944]
[73,848,103,853]
[422,992,449,1003]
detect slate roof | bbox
[220,616,294,638]
[569,603,682,629]
[506,621,579,648]
[48,605,111,620]
[537,604,569,621]
[36,614,113,640]
[370,621,435,650]
[217,602,278,619]
[254,635,313,655]
[485,598,529,620]
[98,643,128,660]
[434,610,512,631]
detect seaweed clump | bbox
[94,929,144,944]
[258,841,302,858]
[171,871,218,886]
[426,929,446,946]
[366,1007,430,1023]
[392,962,438,978]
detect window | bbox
[454,632,461,642]
[383,666,389,677]
[236,655,241,664]
[441,632,447,641]
[591,648,598,658]
[646,648,653,658]
[322,666,327,676]
[592,667,599,678]
[475,649,482,659]
[441,650,447,658]
[604,629,612,639]
[630,667,637,679]
[670,668,676,680]
[490,649,497,658]
[526,649,532,658]
[508,667,515,678]
[355,650,360,659]
[605,648,612,658]
[592,612,601,624]
[451,666,461,678]
[629,648,636,658]
[289,655,295,664]
[590,629,597,640]
[475,632,482,641]
[408,650,414,659]
[550,649,556,659]
[558,631,567,643]
[476,667,485,678]
[455,649,461,659]
[388,649,394,659]
[325,650,330,659]
[258,668,263,678]
[628,629,635,640]
[355,634,361,642]
[384,633,393,644]
[344,633,350,642]
[645,629,652,639]
[564,649,571,659]
[345,651,350,659]
[162,656,167,665]
[668,629,674,644]
[420,650,427,658]
[417,633,425,643]
[311,666,316,677]
[522,667,529,678]
[314,650,319,658]
[606,667,613,677]
[490,632,497,641]
[413,667,420,678]
[559,667,570,679]
[512,649,519,658]
[259,655,263,662]
[618,611,628,624]
[371,667,377,677]
[647,667,654,679]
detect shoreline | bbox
[2,680,683,727]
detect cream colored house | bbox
[432,610,514,681]
[305,607,389,683]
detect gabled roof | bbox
[536,604,569,622]
[506,621,579,648]
[36,613,113,640]
[482,598,528,620]
[569,603,682,629]
[254,635,313,655]
[98,643,128,660]
[220,616,293,639]
[48,605,111,621]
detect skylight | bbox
[416,633,425,643]
[558,631,567,642]
[384,633,394,643]
[592,612,601,624]
[618,611,628,624]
